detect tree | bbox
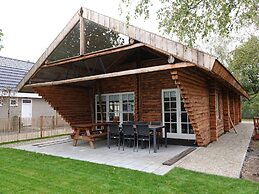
[120,0,259,46]
[229,36,259,118]
[229,36,259,94]
[0,29,3,51]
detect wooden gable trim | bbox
[82,7,216,71]
[24,62,195,88]
[211,60,248,98]
[17,11,80,91]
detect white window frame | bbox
[0,98,3,106]
[95,92,134,123]
[162,89,195,140]
[10,98,18,107]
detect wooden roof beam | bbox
[41,43,145,69]
[24,62,195,88]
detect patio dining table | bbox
[148,125,167,153]
[71,123,110,149]
[108,124,167,153]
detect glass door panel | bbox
[162,89,195,140]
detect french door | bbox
[95,92,134,123]
[162,89,195,139]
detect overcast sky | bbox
[0,0,159,62]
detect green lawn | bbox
[0,148,258,194]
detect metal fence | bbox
[0,115,71,143]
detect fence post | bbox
[52,116,55,129]
[40,116,43,138]
[18,117,21,133]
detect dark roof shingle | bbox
[0,56,34,90]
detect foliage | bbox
[242,93,259,119]
[120,0,259,46]
[229,36,259,94]
[0,29,3,51]
[229,36,259,118]
[0,148,258,193]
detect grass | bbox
[0,148,258,194]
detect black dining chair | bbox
[122,123,136,151]
[136,124,152,153]
[137,121,149,125]
[107,123,121,150]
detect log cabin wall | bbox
[210,83,224,140]
[222,88,231,131]
[95,70,177,122]
[171,68,211,146]
[34,86,92,125]
[140,71,176,121]
[229,91,236,125]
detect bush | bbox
[242,93,259,119]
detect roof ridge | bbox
[81,7,216,59]
[0,55,34,64]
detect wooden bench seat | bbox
[71,123,109,148]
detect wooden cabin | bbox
[17,7,248,146]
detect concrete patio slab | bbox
[14,138,190,175]
[9,122,252,178]
[176,122,254,178]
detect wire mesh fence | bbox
[0,115,71,143]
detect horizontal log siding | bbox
[140,71,176,121]
[171,69,210,146]
[96,70,176,122]
[215,85,224,138]
[34,86,92,125]
[222,89,231,132]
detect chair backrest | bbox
[122,123,135,135]
[136,121,149,125]
[123,121,134,125]
[150,121,162,125]
[108,123,120,135]
[136,124,150,136]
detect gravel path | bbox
[176,122,254,178]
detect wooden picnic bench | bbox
[71,123,110,148]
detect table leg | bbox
[86,129,95,149]
[107,129,110,148]
[153,129,157,153]
[164,127,167,148]
[73,129,79,146]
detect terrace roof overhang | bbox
[17,7,248,99]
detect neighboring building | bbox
[17,8,247,146]
[0,56,56,126]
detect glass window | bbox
[216,92,222,119]
[10,98,18,107]
[83,19,129,53]
[0,98,3,106]
[47,22,80,62]
[96,92,134,123]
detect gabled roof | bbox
[17,7,248,98]
[0,56,34,90]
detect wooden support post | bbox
[40,116,43,138]
[79,8,85,55]
[89,88,95,123]
[96,81,104,123]
[228,115,238,134]
[52,116,55,129]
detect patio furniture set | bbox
[71,121,167,153]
